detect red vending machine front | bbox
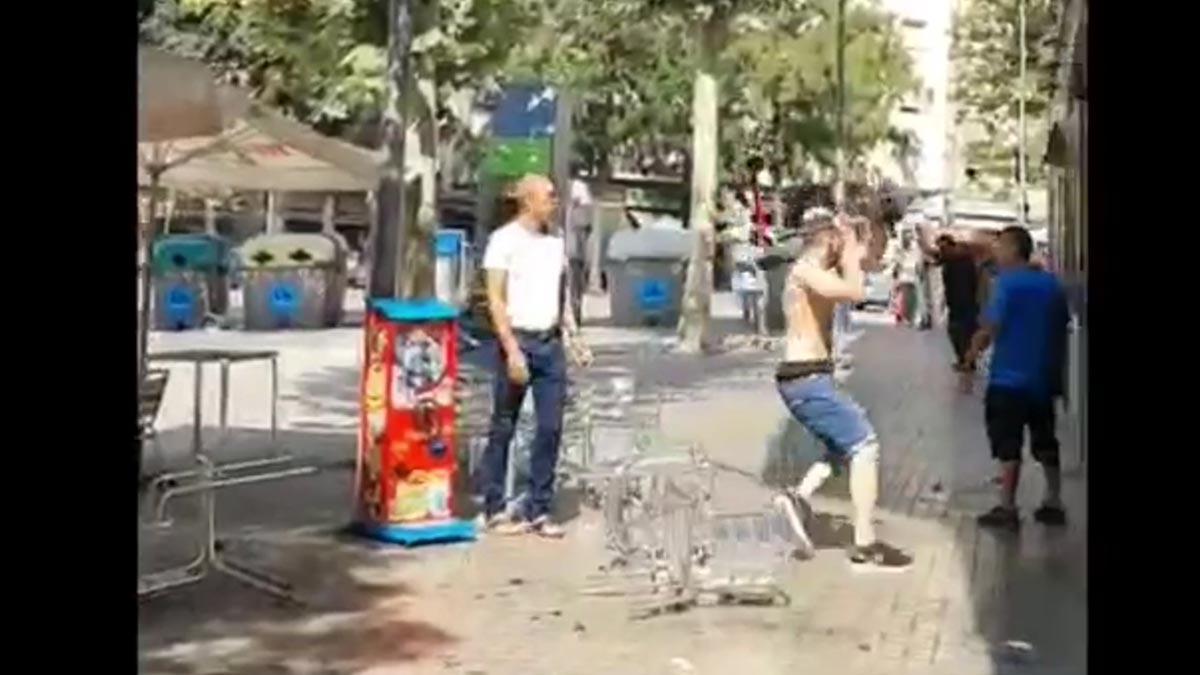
[355,299,476,545]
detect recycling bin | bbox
[151,234,233,330]
[354,298,476,545]
[760,250,795,333]
[239,233,347,330]
[605,228,692,327]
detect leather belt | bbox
[514,327,561,342]
[775,359,834,382]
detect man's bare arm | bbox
[485,269,520,358]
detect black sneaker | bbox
[977,505,1020,530]
[848,542,913,573]
[772,492,816,560]
[1033,504,1067,526]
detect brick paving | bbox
[139,295,1085,675]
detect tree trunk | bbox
[369,0,412,299]
[676,17,726,353]
[394,0,439,301]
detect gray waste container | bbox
[605,228,692,327]
[759,248,796,333]
[238,233,347,330]
[607,258,688,327]
[151,234,233,330]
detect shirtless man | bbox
[771,212,913,572]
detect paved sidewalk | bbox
[139,300,1085,675]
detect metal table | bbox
[148,349,281,454]
[139,349,315,603]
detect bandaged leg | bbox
[849,439,880,548]
[796,460,833,500]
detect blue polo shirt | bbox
[983,267,1069,399]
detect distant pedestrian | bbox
[919,229,981,372]
[892,231,921,325]
[565,169,593,322]
[961,226,1070,530]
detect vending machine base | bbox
[354,520,477,547]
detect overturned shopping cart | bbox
[581,448,798,619]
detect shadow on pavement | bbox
[139,537,458,673]
[138,427,461,673]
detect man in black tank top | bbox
[921,231,980,371]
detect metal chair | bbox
[138,369,170,485]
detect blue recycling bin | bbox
[151,234,233,330]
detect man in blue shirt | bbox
[963,226,1069,530]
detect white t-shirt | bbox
[483,221,565,331]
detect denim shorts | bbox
[777,373,877,458]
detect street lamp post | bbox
[1017,0,1028,226]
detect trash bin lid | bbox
[607,228,694,262]
[239,233,340,267]
[152,234,231,273]
[370,298,460,322]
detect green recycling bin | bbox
[151,234,233,330]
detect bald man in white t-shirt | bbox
[480,174,592,538]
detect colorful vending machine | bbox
[354,298,476,545]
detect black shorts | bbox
[984,387,1059,466]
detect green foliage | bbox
[140,0,918,185]
[140,1,371,135]
[140,0,541,142]
[952,0,1060,187]
[505,0,696,175]
[723,0,917,181]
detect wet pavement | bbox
[139,294,1086,674]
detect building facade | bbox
[872,0,957,202]
[1046,0,1087,468]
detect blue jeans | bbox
[482,334,567,520]
[777,374,877,458]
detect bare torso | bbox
[783,259,836,361]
